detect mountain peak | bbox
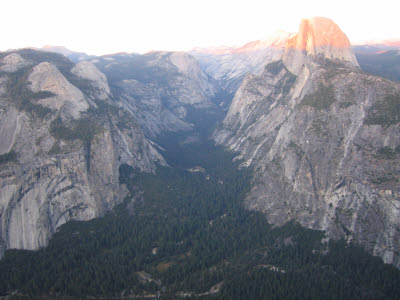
[287,17,351,50]
[283,17,359,73]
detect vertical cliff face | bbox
[214,17,400,267]
[283,17,359,74]
[0,50,165,256]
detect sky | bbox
[1,0,399,55]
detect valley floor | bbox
[1,117,400,300]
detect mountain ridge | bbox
[214,17,400,268]
[0,49,165,256]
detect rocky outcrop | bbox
[0,53,31,73]
[215,18,400,268]
[0,50,165,257]
[28,62,89,119]
[154,51,216,108]
[71,61,111,100]
[169,52,216,101]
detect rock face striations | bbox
[214,17,400,267]
[0,50,164,256]
[0,48,221,257]
[283,17,359,74]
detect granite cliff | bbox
[0,50,164,256]
[215,17,400,267]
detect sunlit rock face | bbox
[287,17,352,50]
[283,17,359,74]
[215,17,400,268]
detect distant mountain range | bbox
[39,35,400,91]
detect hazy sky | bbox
[1,0,398,55]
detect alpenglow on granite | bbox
[214,17,400,268]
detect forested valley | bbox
[1,110,400,300]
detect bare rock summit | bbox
[0,53,31,73]
[283,17,359,74]
[71,61,111,100]
[28,62,89,119]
